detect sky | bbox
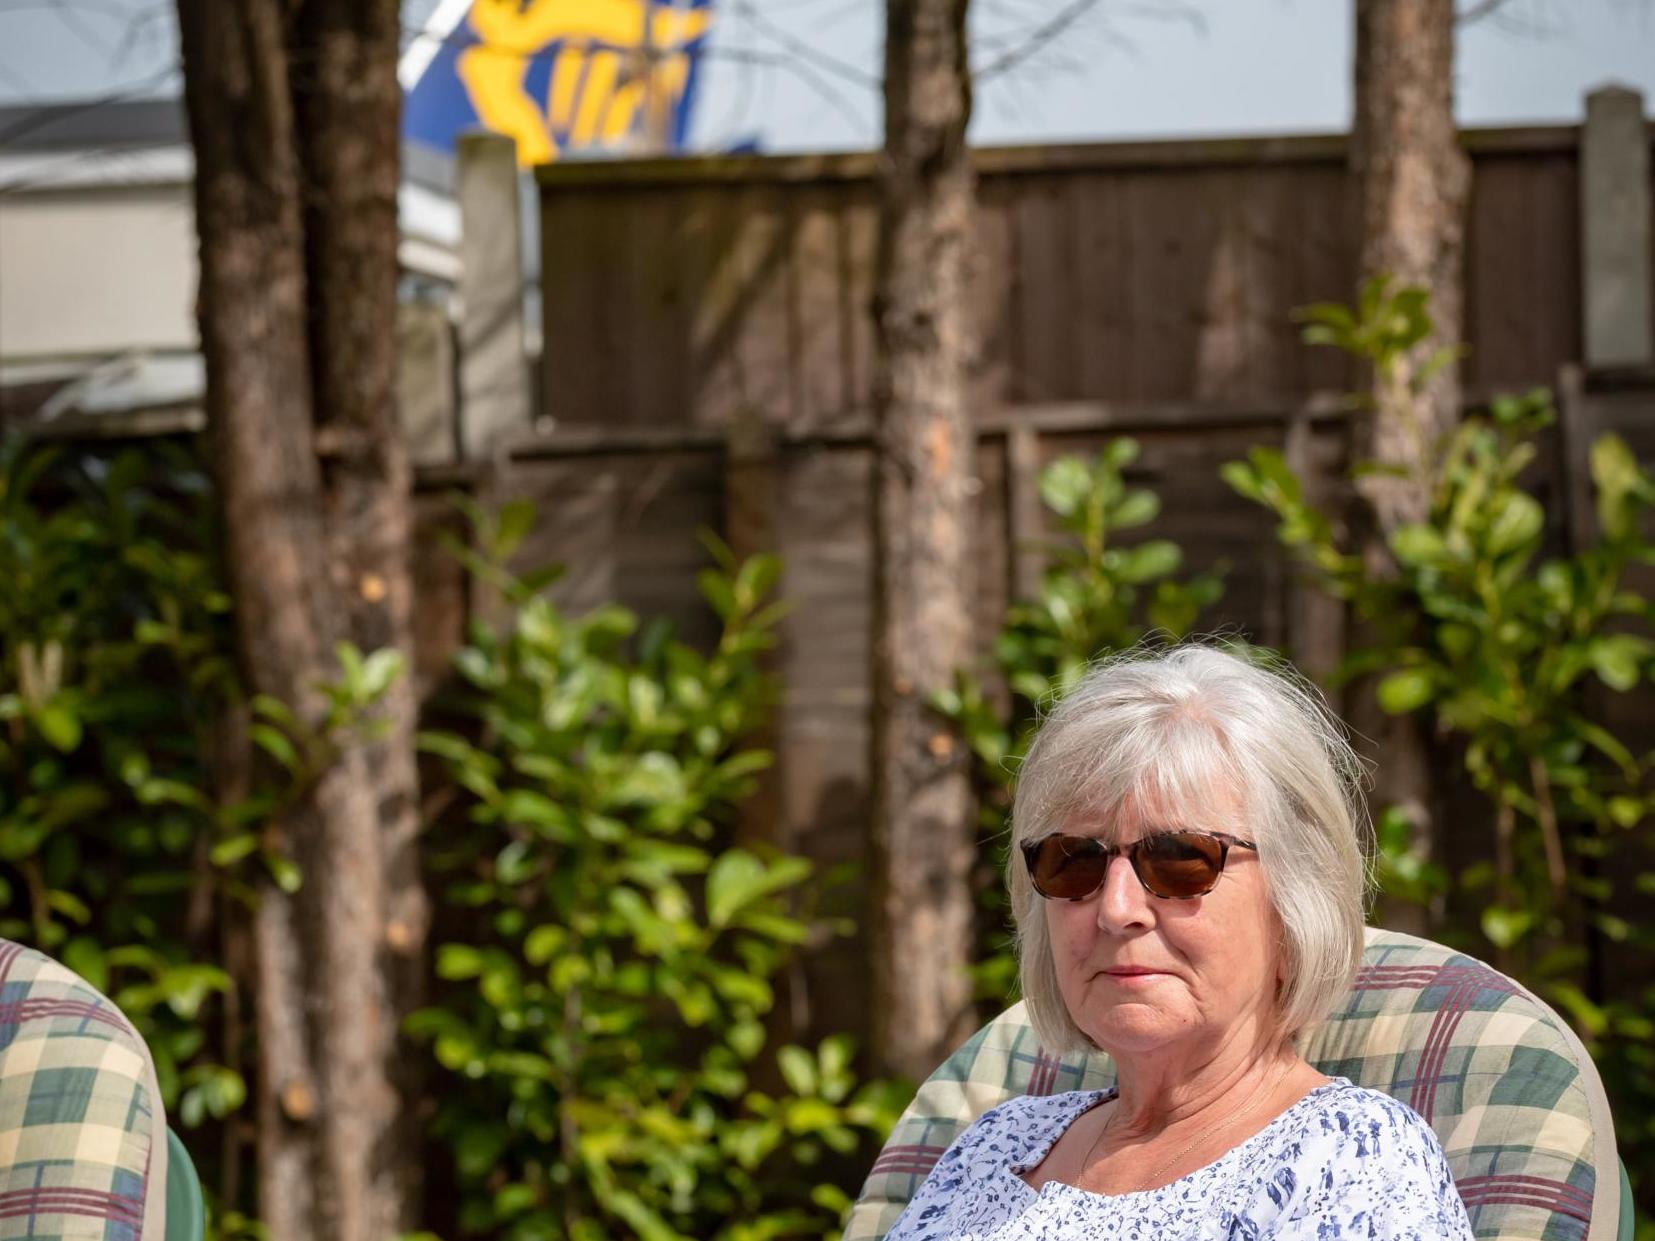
[1,0,1652,154]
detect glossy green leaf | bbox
[33,701,82,753]
[1376,667,1434,714]
[1587,634,1652,693]
[1111,490,1159,530]
[1481,906,1535,950]
[776,1044,818,1097]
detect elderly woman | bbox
[886,645,1472,1239]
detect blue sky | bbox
[2,1,1653,153]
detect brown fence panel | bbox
[538,127,1605,432]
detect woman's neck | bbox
[1106,1024,1299,1138]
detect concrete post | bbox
[397,299,456,466]
[1581,85,1653,368]
[457,131,532,458]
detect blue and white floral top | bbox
[883,1077,1475,1240]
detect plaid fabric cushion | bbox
[0,939,163,1240]
[847,928,1622,1241]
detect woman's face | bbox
[1045,790,1283,1059]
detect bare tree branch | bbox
[1453,0,1627,35]
[974,0,1097,82]
[728,0,880,88]
[47,0,114,54]
[0,0,175,95]
[0,56,38,94]
[701,44,868,136]
[109,2,172,71]
[0,0,139,22]
[974,0,1203,83]
[1457,0,1514,21]
[706,40,763,146]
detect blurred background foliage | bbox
[3,283,1652,1234]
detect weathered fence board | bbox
[537,127,1636,431]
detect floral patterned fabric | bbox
[850,929,1618,1241]
[883,1077,1475,1240]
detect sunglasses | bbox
[1020,830,1258,902]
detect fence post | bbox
[722,411,806,1046]
[1004,424,1045,604]
[458,132,532,459]
[1581,85,1653,369]
[724,409,787,852]
[397,299,457,466]
[1283,408,1344,685]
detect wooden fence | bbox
[531,126,1626,431]
[409,110,1648,1046]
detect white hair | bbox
[1009,641,1370,1053]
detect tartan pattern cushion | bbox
[0,939,161,1240]
[847,928,1619,1241]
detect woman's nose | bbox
[1095,853,1153,931]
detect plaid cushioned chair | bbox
[0,938,178,1240]
[848,927,1628,1241]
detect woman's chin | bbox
[1080,1003,1190,1053]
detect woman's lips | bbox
[1097,968,1170,984]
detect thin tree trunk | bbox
[1349,0,1470,934]
[868,0,978,1082]
[290,2,429,1228]
[174,15,331,1223]
[177,1,421,1235]
[209,701,254,1214]
[1352,0,1469,521]
[253,883,319,1238]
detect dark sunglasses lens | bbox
[1135,832,1225,898]
[1027,835,1111,899]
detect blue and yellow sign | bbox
[403,0,715,165]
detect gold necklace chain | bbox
[1082,1062,1290,1192]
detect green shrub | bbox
[0,437,408,1241]
[0,438,246,1130]
[934,441,1223,1002]
[412,501,904,1241]
[1223,278,1655,1218]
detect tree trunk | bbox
[1349,0,1470,933]
[290,2,430,1224]
[868,0,978,1082]
[1352,0,1469,523]
[177,2,422,1236]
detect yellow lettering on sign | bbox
[458,0,713,165]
